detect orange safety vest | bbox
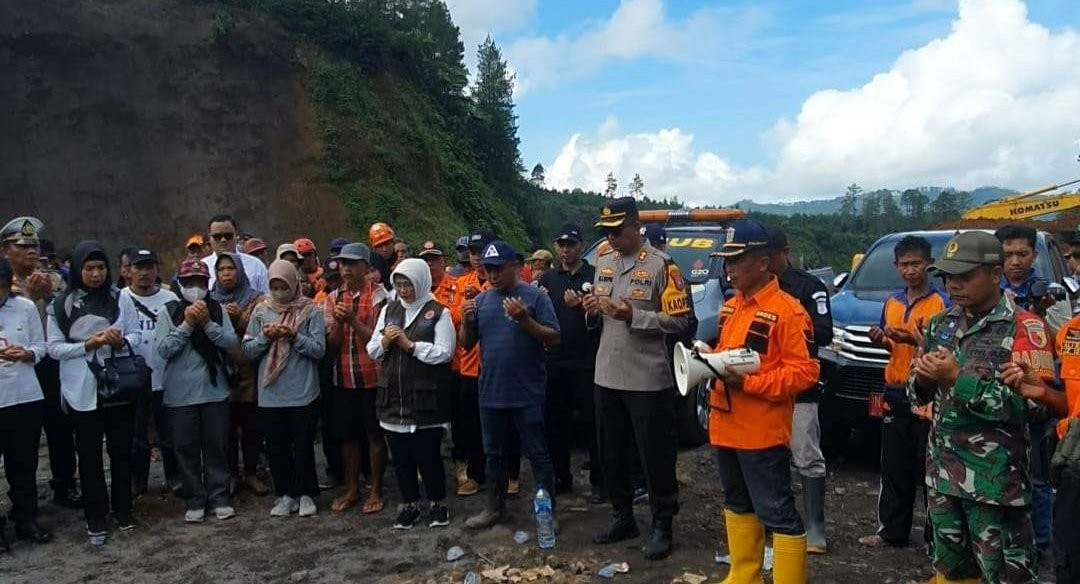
[879,289,950,386]
[433,273,461,371]
[454,270,490,379]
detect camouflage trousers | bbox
[927,489,1037,583]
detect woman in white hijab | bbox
[367,258,455,530]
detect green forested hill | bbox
[211,0,672,251]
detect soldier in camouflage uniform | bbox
[907,231,1055,584]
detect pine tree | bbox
[529,163,545,187]
[604,172,618,198]
[841,183,861,217]
[900,189,929,224]
[629,173,645,199]
[880,190,902,230]
[470,36,523,196]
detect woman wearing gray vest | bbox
[243,260,325,518]
[366,258,455,530]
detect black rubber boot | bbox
[803,475,827,554]
[642,516,673,560]
[593,508,640,544]
[0,516,10,552]
[465,473,507,529]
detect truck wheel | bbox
[677,382,709,446]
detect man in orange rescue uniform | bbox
[708,219,819,584]
[449,230,496,495]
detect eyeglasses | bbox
[210,233,235,241]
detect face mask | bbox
[271,289,293,304]
[180,286,207,304]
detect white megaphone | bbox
[673,341,761,396]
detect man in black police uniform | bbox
[537,223,603,500]
[767,226,833,554]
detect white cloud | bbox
[444,0,536,43]
[507,0,766,96]
[547,120,767,201]
[549,0,1080,204]
[444,0,537,72]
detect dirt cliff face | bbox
[0,0,349,268]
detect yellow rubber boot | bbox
[771,533,807,584]
[936,574,979,584]
[719,510,765,584]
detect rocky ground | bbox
[0,429,958,584]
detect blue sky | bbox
[447,0,1080,203]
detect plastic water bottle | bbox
[534,488,555,549]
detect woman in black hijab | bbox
[46,241,141,546]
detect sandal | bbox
[362,493,385,515]
[331,492,360,514]
[858,534,888,548]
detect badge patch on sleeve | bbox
[660,263,690,316]
[1022,319,1048,349]
[812,290,829,315]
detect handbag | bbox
[90,340,150,405]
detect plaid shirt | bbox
[323,281,381,390]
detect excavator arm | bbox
[961,192,1080,221]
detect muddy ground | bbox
[0,427,964,584]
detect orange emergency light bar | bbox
[638,208,746,223]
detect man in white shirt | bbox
[201,214,269,294]
[122,249,181,495]
[0,257,53,547]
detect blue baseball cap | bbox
[334,242,371,263]
[715,219,770,258]
[480,240,517,267]
[328,237,350,253]
[641,223,667,247]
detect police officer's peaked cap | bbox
[715,219,770,258]
[930,231,1004,275]
[595,197,639,229]
[1,216,44,246]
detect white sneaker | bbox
[184,509,206,523]
[214,506,236,520]
[298,496,317,517]
[271,496,298,517]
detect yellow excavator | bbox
[960,178,1080,221]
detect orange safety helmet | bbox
[368,222,395,248]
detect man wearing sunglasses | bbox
[201,214,269,295]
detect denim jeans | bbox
[479,404,554,497]
[715,445,804,535]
